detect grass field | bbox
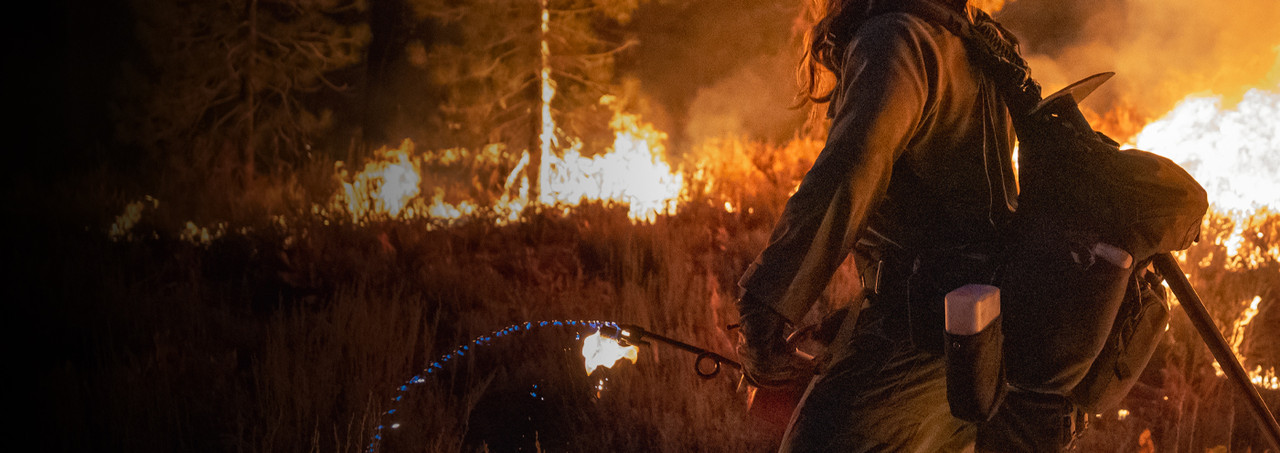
[26,146,1279,452]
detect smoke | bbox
[998,0,1280,127]
[684,48,806,145]
[624,0,1278,146]
[620,0,807,147]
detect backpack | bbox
[887,1,1209,413]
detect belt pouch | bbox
[944,284,1007,422]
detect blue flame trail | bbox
[365,319,623,453]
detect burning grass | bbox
[40,177,1278,453]
[42,78,1280,453]
[30,0,1280,449]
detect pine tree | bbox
[118,0,370,181]
[412,0,641,153]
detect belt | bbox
[859,248,999,296]
[858,257,915,296]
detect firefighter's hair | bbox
[798,0,969,106]
[798,0,873,106]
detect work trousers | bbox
[780,297,1079,452]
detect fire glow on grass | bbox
[581,330,639,375]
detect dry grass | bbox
[31,150,1278,452]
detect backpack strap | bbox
[872,1,1025,224]
[874,1,1044,116]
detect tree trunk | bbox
[242,0,258,184]
[363,0,408,151]
[530,0,551,204]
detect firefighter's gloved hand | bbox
[736,298,813,388]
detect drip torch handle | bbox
[1152,253,1280,451]
[609,324,741,378]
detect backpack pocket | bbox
[1069,267,1170,412]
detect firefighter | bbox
[734,0,1078,450]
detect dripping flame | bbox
[581,330,639,375]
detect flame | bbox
[179,220,227,246]
[326,141,525,225]
[537,97,684,222]
[1135,88,1280,214]
[538,0,557,178]
[581,330,639,375]
[1252,367,1279,390]
[327,98,682,226]
[1133,86,1278,389]
[109,195,158,241]
[969,0,1009,13]
[333,142,423,223]
[685,136,824,213]
[1209,296,1276,390]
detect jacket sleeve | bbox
[738,14,934,324]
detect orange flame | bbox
[328,97,683,225]
[1134,86,1278,389]
[537,96,683,222]
[1212,296,1277,390]
[332,141,423,222]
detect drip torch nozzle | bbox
[598,323,740,379]
[602,324,649,348]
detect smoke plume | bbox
[998,0,1280,134]
[620,0,808,147]
[624,0,1279,146]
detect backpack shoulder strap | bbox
[875,1,1043,115]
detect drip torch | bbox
[598,323,813,434]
